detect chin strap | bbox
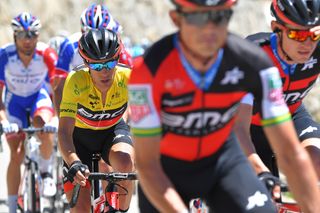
[276,30,294,62]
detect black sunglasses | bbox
[15,31,39,39]
[177,9,233,26]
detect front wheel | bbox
[26,161,41,213]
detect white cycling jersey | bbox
[0,42,57,97]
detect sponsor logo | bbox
[301,57,317,71]
[220,67,244,85]
[60,108,76,113]
[299,126,318,137]
[267,73,284,105]
[161,104,238,136]
[73,84,89,96]
[162,92,194,107]
[77,104,126,121]
[205,0,220,5]
[246,191,268,210]
[283,86,313,104]
[118,78,126,88]
[129,89,151,123]
[89,94,99,100]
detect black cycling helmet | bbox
[171,0,237,8]
[271,0,320,27]
[78,28,121,62]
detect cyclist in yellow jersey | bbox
[58,29,135,213]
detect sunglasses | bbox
[15,31,39,39]
[284,27,320,42]
[87,59,118,71]
[177,9,233,26]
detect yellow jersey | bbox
[59,65,131,130]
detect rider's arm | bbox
[0,86,7,122]
[234,102,270,174]
[253,66,320,212]
[58,116,78,166]
[51,77,66,115]
[134,135,188,212]
[264,122,320,212]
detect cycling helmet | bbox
[80,4,122,33]
[11,12,41,32]
[271,0,320,27]
[47,36,66,55]
[78,29,121,62]
[171,0,237,8]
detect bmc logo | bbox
[283,86,313,103]
[162,105,238,136]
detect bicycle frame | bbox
[18,127,44,213]
[68,153,137,213]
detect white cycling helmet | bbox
[80,3,122,33]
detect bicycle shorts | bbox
[5,85,54,128]
[250,104,320,174]
[138,133,277,213]
[63,119,132,191]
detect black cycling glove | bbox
[67,160,89,183]
[258,171,281,195]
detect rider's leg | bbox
[301,138,320,179]
[64,185,91,213]
[33,109,56,196]
[109,142,135,211]
[6,132,25,213]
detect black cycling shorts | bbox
[138,133,277,212]
[63,119,132,171]
[250,104,320,174]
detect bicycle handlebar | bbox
[88,172,137,181]
[68,172,137,208]
[21,127,44,134]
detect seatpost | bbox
[92,153,101,199]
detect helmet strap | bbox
[277,31,293,62]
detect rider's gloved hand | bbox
[43,117,58,133]
[67,160,89,186]
[258,171,281,199]
[1,121,19,134]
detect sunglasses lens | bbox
[311,34,320,41]
[180,10,232,26]
[88,60,118,71]
[287,29,320,42]
[15,31,38,39]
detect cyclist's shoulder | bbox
[225,33,273,69]
[0,43,16,54]
[246,32,272,46]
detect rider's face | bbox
[275,22,319,64]
[172,6,232,58]
[15,31,38,56]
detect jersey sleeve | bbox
[59,71,79,118]
[43,47,58,83]
[55,39,75,78]
[128,57,162,137]
[254,66,291,126]
[0,48,8,86]
[240,93,254,105]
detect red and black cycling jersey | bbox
[128,33,290,161]
[247,33,320,126]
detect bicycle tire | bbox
[27,161,40,213]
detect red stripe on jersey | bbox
[76,114,122,128]
[160,119,234,161]
[288,75,318,90]
[205,92,246,108]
